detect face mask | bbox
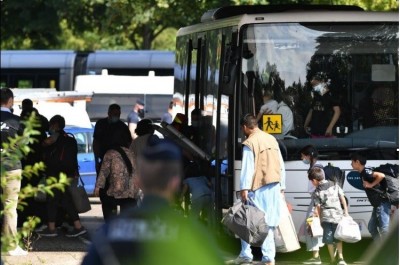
[49,128,56,135]
[109,116,119,123]
[302,159,310,165]
[138,109,145,118]
[48,130,60,141]
[313,83,326,95]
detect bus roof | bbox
[178,9,398,36]
[201,4,364,22]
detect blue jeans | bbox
[368,200,391,240]
[239,227,276,263]
[321,222,339,244]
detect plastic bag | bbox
[309,217,323,237]
[222,199,268,247]
[334,216,361,243]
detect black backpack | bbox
[372,163,399,206]
[373,163,399,178]
[323,163,345,188]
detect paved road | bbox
[2,198,374,265]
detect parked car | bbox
[64,126,96,196]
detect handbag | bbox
[309,216,324,237]
[334,216,361,243]
[221,199,268,247]
[274,200,301,253]
[68,177,91,213]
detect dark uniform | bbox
[82,195,223,265]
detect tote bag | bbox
[68,177,91,213]
[274,200,301,253]
[334,216,361,243]
[309,216,324,237]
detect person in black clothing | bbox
[18,99,49,227]
[350,153,391,240]
[82,137,223,265]
[304,72,341,138]
[1,88,28,256]
[93,104,132,220]
[38,115,87,238]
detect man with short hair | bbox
[82,137,223,265]
[233,114,285,265]
[161,101,174,124]
[127,99,145,139]
[304,72,341,137]
[93,103,131,220]
[0,88,28,256]
[350,152,390,240]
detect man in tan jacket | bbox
[233,114,285,265]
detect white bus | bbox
[173,5,398,237]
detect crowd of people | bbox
[0,86,396,265]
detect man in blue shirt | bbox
[127,99,145,139]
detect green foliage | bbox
[152,28,178,50]
[1,113,69,252]
[1,0,398,50]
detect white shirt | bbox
[259,99,278,114]
[275,101,294,139]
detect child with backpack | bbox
[350,153,391,240]
[308,167,349,265]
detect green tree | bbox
[1,0,62,49]
[1,0,397,50]
[62,0,233,50]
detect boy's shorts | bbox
[321,222,339,244]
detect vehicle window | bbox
[241,22,399,161]
[73,132,88,154]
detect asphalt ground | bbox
[0,198,383,265]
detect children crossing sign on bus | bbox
[262,114,282,134]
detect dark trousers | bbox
[47,188,79,223]
[99,188,117,221]
[99,189,136,221]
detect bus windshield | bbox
[240,22,399,161]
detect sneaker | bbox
[303,256,322,265]
[34,224,47,232]
[337,258,347,265]
[8,246,28,256]
[37,228,58,237]
[65,227,87,237]
[228,256,253,265]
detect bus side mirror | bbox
[222,44,238,95]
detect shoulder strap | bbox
[112,146,133,175]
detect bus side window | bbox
[359,85,398,128]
